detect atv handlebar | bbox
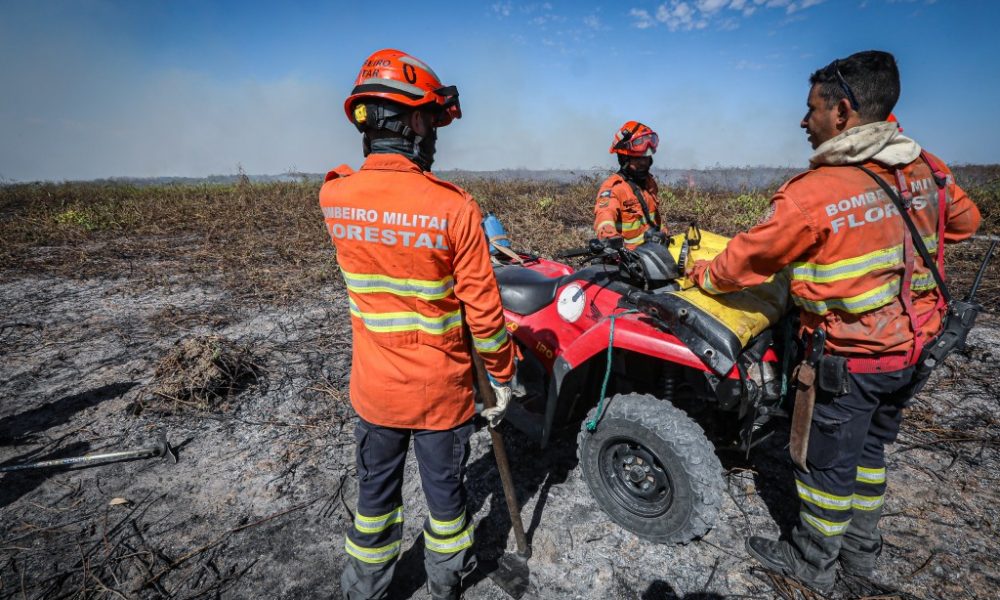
[554,246,598,259]
[554,238,622,260]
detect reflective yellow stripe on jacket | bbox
[791,235,936,284]
[791,235,939,315]
[473,328,509,354]
[793,279,901,315]
[349,299,463,335]
[342,269,455,300]
[624,233,645,246]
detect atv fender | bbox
[558,313,713,376]
[512,315,718,448]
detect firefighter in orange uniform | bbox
[320,49,516,600]
[593,121,668,249]
[689,51,980,591]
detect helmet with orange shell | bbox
[344,49,461,131]
[609,121,659,157]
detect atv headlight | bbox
[557,283,586,323]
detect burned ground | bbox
[1,173,999,599]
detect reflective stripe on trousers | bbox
[789,366,923,575]
[342,418,476,598]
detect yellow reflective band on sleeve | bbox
[424,522,474,554]
[429,512,467,536]
[852,493,885,511]
[345,537,402,564]
[796,480,853,511]
[473,328,509,354]
[349,299,463,335]
[791,245,903,284]
[801,512,851,537]
[921,234,939,253]
[856,466,886,484]
[912,272,937,291]
[621,220,644,233]
[702,269,723,295]
[341,269,455,301]
[354,507,403,534]
[793,279,899,315]
[596,220,616,230]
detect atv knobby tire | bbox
[577,393,723,543]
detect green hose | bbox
[585,309,638,432]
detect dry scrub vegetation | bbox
[2,166,998,308]
[1,166,999,600]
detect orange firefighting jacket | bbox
[319,154,516,430]
[689,152,980,356]
[593,173,667,249]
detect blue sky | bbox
[1,0,997,181]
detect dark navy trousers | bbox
[341,417,476,599]
[791,365,928,577]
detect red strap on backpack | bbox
[917,151,949,325]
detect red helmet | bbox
[344,49,461,128]
[610,121,658,157]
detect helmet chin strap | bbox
[618,156,649,186]
[366,132,436,171]
[359,103,437,170]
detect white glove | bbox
[482,380,512,428]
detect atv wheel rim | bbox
[598,437,674,518]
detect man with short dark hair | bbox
[688,50,980,591]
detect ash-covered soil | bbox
[2,270,998,600]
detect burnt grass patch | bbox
[1,168,999,599]
[143,335,265,415]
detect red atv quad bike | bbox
[488,223,793,543]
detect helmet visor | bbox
[432,86,462,126]
[620,132,658,154]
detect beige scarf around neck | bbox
[809,121,922,167]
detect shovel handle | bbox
[0,437,177,473]
[472,350,531,559]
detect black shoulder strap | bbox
[855,165,951,303]
[622,177,661,229]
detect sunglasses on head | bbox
[833,60,860,111]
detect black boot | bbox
[427,580,459,600]
[839,536,881,577]
[746,536,836,593]
[839,506,883,577]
